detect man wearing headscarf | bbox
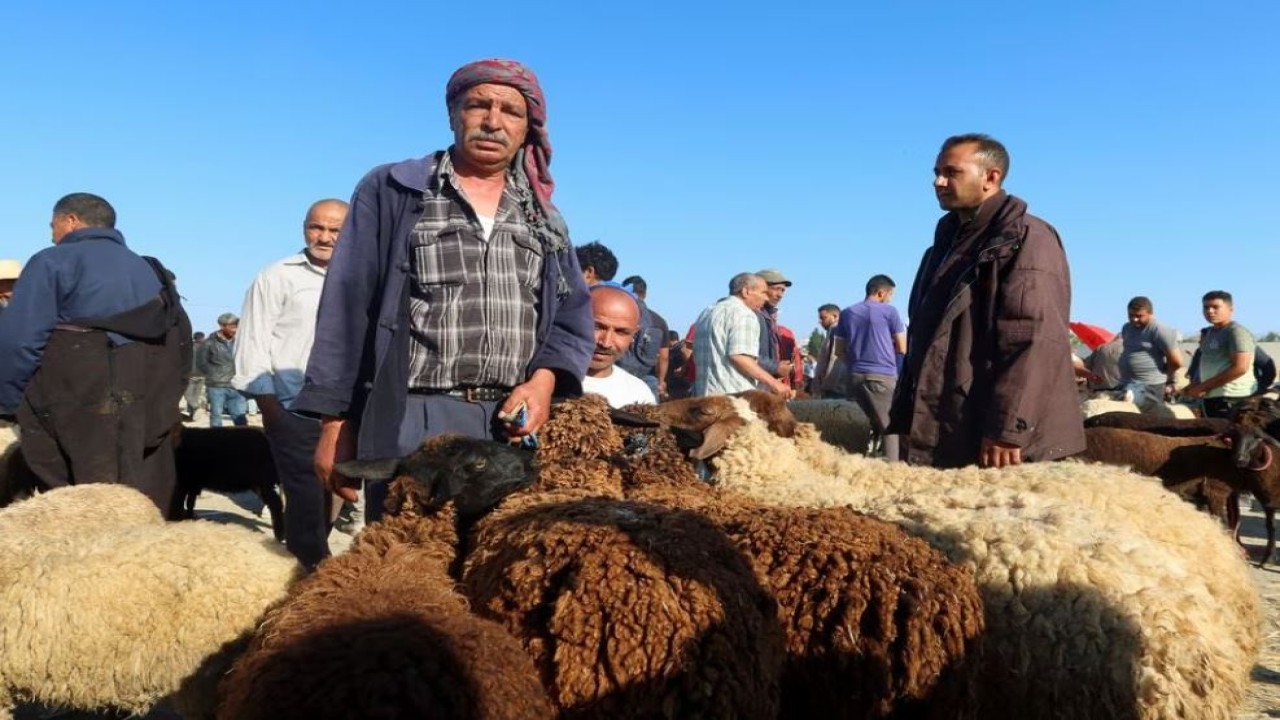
[294,59,593,523]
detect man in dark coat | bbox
[889,134,1085,469]
[0,193,187,511]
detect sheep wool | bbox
[711,397,1260,720]
[615,405,984,718]
[219,511,553,720]
[463,496,784,719]
[0,483,164,585]
[0,519,300,719]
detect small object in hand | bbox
[499,402,540,450]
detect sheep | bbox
[1081,397,1198,420]
[1084,410,1231,436]
[172,426,284,542]
[686,395,1259,720]
[454,400,785,719]
[609,407,985,719]
[218,496,553,720]
[0,483,165,586]
[0,501,301,720]
[1217,396,1280,564]
[785,397,873,453]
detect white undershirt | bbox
[477,213,496,241]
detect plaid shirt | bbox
[407,154,542,389]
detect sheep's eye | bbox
[467,459,488,473]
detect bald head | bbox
[303,199,349,267]
[588,286,640,377]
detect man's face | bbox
[304,202,347,267]
[450,83,529,171]
[1202,299,1233,327]
[765,282,788,307]
[741,280,769,311]
[588,289,639,374]
[818,309,839,329]
[933,142,1000,211]
[50,213,79,244]
[220,323,239,340]
[1128,308,1153,328]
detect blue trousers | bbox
[206,386,247,427]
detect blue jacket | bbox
[0,228,161,413]
[292,153,594,459]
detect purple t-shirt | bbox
[836,300,905,376]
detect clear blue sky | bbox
[3,1,1277,343]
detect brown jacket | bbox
[888,191,1085,468]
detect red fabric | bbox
[1069,322,1114,351]
[778,325,803,387]
[446,59,556,210]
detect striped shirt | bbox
[407,153,543,389]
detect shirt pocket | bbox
[412,225,474,288]
[509,230,545,289]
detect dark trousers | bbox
[848,372,900,462]
[16,330,176,513]
[365,393,506,524]
[263,408,331,570]
[1203,396,1243,419]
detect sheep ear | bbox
[335,457,401,480]
[688,419,741,460]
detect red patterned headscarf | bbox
[446,59,556,212]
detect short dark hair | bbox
[575,241,618,281]
[1203,290,1233,305]
[192,331,206,341]
[1127,296,1153,313]
[53,193,116,229]
[818,303,840,315]
[621,275,647,296]
[865,274,896,297]
[941,133,1010,181]
[729,272,761,296]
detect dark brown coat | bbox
[889,192,1085,468]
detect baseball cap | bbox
[756,269,792,287]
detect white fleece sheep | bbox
[707,398,1259,720]
[0,499,300,719]
[1081,397,1197,420]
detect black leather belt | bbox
[411,386,511,403]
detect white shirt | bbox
[582,365,656,408]
[232,252,326,409]
[692,295,762,396]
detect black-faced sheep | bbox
[688,394,1259,720]
[172,426,284,542]
[0,485,300,720]
[609,411,984,719]
[218,501,553,720]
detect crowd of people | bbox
[0,59,1273,573]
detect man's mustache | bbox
[594,346,620,357]
[468,129,509,146]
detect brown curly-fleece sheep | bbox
[614,402,985,719]
[457,397,784,719]
[218,462,553,720]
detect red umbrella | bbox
[1069,322,1115,351]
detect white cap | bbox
[0,259,21,281]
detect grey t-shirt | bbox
[1119,320,1177,384]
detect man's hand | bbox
[768,377,795,399]
[315,416,360,502]
[657,380,668,401]
[979,438,1022,468]
[777,360,794,379]
[502,368,556,436]
[1180,383,1206,399]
